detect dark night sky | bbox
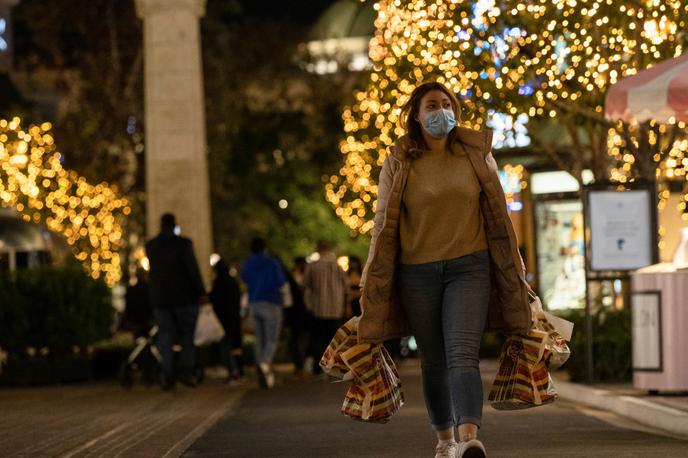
[230,0,338,25]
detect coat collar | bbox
[390,126,493,162]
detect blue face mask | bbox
[422,108,456,138]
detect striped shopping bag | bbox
[320,317,404,423]
[488,329,558,410]
[320,316,360,380]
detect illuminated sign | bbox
[0,18,8,51]
[0,7,11,71]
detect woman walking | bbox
[358,82,532,458]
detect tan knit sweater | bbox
[399,146,488,264]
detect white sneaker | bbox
[265,369,275,388]
[435,441,459,458]
[259,363,275,389]
[459,439,486,458]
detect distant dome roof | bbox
[309,0,376,41]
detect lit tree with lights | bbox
[495,0,688,233]
[0,117,130,286]
[327,0,525,234]
[329,0,688,234]
[499,0,688,188]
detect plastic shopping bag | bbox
[529,291,573,371]
[535,312,571,370]
[194,304,225,346]
[320,317,404,423]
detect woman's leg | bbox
[441,250,491,439]
[398,262,455,440]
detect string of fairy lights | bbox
[508,0,688,223]
[0,117,130,286]
[329,0,688,234]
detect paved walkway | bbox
[2,361,687,457]
[185,362,688,457]
[0,377,244,457]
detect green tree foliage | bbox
[202,3,368,265]
[12,0,144,195]
[10,0,367,267]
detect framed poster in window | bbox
[631,291,663,372]
[587,189,654,271]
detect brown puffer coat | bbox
[358,126,532,343]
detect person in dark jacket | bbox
[123,267,152,338]
[346,256,363,318]
[145,213,205,390]
[209,258,243,380]
[279,256,309,379]
[241,237,285,389]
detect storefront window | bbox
[535,199,586,310]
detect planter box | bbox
[91,348,129,380]
[0,356,54,386]
[0,354,92,386]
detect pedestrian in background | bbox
[291,256,307,287]
[209,258,243,381]
[345,255,363,318]
[122,267,152,339]
[303,240,348,376]
[145,213,205,391]
[241,237,286,389]
[281,256,309,380]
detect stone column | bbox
[136,0,213,285]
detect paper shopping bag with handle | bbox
[319,316,360,380]
[319,317,404,423]
[338,343,404,423]
[488,330,558,410]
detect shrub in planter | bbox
[0,266,112,383]
[555,306,632,383]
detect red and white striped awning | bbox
[605,52,688,124]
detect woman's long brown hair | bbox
[398,82,462,159]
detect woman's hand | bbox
[485,151,499,174]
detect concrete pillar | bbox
[136,0,213,285]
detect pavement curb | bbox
[555,379,688,438]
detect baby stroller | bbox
[118,325,205,389]
[118,324,162,389]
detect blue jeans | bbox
[250,301,283,364]
[154,306,198,381]
[399,250,491,430]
